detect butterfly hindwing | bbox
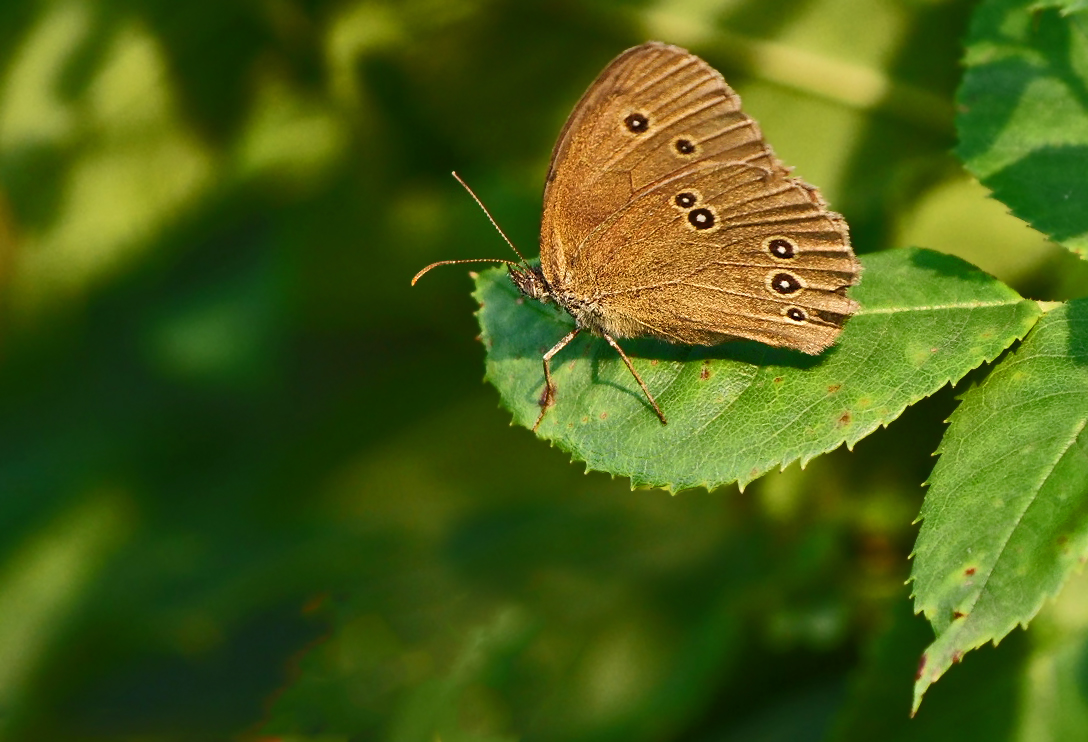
[577,162,857,353]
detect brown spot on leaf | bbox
[951,650,963,664]
[827,384,841,393]
[650,359,659,366]
[965,567,976,576]
[600,412,608,420]
[916,654,927,680]
[953,611,966,620]
[838,411,852,426]
[773,376,783,384]
[700,366,710,380]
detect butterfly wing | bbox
[540,42,858,354]
[587,161,857,353]
[541,41,786,285]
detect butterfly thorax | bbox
[509,265,641,339]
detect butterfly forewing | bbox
[541,43,783,282]
[540,42,859,355]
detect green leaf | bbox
[831,598,1029,741]
[956,0,1088,258]
[474,249,1043,492]
[910,299,1088,714]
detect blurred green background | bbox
[3,0,1088,739]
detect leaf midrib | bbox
[925,411,1088,632]
[858,298,1023,315]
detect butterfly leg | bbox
[533,328,581,431]
[602,333,667,425]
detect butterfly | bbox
[414,42,860,430]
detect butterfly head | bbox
[509,265,552,303]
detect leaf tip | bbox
[912,655,932,717]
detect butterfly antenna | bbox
[451,171,531,266]
[411,258,520,285]
[410,172,532,286]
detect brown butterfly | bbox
[413,42,860,430]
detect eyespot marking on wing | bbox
[624,112,649,133]
[674,191,698,209]
[673,137,697,156]
[767,271,804,295]
[687,207,716,231]
[765,236,797,260]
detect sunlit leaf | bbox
[910,299,1088,713]
[474,249,1043,492]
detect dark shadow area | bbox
[114,0,287,144]
[27,603,326,740]
[1067,296,1088,367]
[985,145,1088,246]
[907,247,1008,283]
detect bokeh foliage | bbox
[1,0,1088,740]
